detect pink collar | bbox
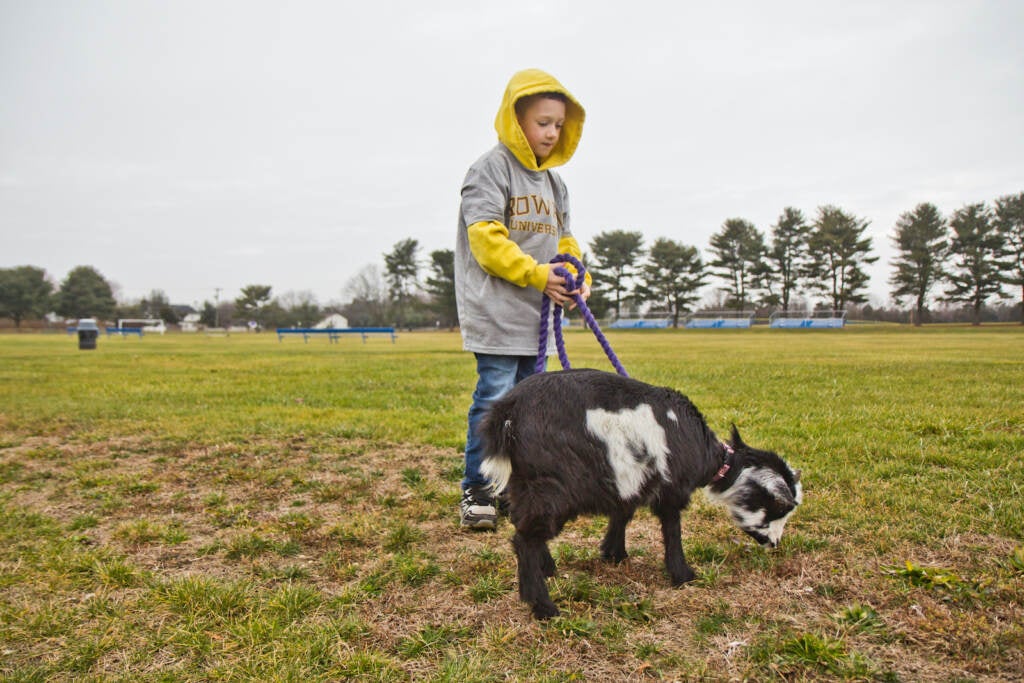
[711,443,734,482]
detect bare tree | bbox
[343,265,390,327]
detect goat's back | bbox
[480,369,719,506]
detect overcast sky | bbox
[2,1,1022,310]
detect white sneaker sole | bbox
[460,517,497,530]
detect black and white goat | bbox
[479,368,803,619]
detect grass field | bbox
[1,326,1022,681]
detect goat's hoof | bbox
[601,550,628,564]
[531,602,560,620]
[669,569,696,586]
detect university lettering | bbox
[509,219,558,236]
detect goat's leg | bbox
[540,544,556,578]
[600,509,634,564]
[510,494,558,578]
[512,531,559,619]
[654,507,695,585]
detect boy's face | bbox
[517,96,566,163]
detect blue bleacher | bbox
[769,312,846,328]
[684,318,753,329]
[608,318,671,329]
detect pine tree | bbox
[889,203,948,326]
[764,207,810,312]
[384,238,421,328]
[634,238,706,327]
[943,203,1010,325]
[234,285,273,328]
[803,206,877,311]
[589,230,645,319]
[708,218,766,311]
[994,192,1024,323]
[424,249,457,329]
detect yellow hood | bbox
[494,68,585,172]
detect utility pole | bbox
[214,287,221,328]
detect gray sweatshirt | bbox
[455,143,574,355]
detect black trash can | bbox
[77,318,99,350]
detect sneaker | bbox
[460,486,497,530]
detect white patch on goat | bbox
[751,467,794,505]
[586,404,670,500]
[480,454,512,494]
[703,466,749,507]
[732,506,766,529]
[766,513,791,546]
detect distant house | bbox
[171,304,197,320]
[314,313,348,329]
[180,313,202,333]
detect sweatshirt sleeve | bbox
[467,220,551,291]
[556,235,593,286]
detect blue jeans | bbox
[462,353,542,492]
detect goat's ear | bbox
[730,424,745,449]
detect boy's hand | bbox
[544,269,589,308]
[543,268,573,305]
[567,282,591,311]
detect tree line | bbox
[326,192,1023,329]
[584,193,1022,327]
[2,193,1021,330]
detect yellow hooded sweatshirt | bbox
[493,68,585,173]
[455,68,589,355]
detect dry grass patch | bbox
[2,433,1022,681]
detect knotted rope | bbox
[535,254,628,377]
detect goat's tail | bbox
[478,405,516,494]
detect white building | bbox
[180,313,202,333]
[314,313,348,329]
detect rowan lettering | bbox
[508,194,554,217]
[510,196,530,216]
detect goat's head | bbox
[706,426,802,548]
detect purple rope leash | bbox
[535,254,629,377]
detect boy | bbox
[454,68,591,529]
